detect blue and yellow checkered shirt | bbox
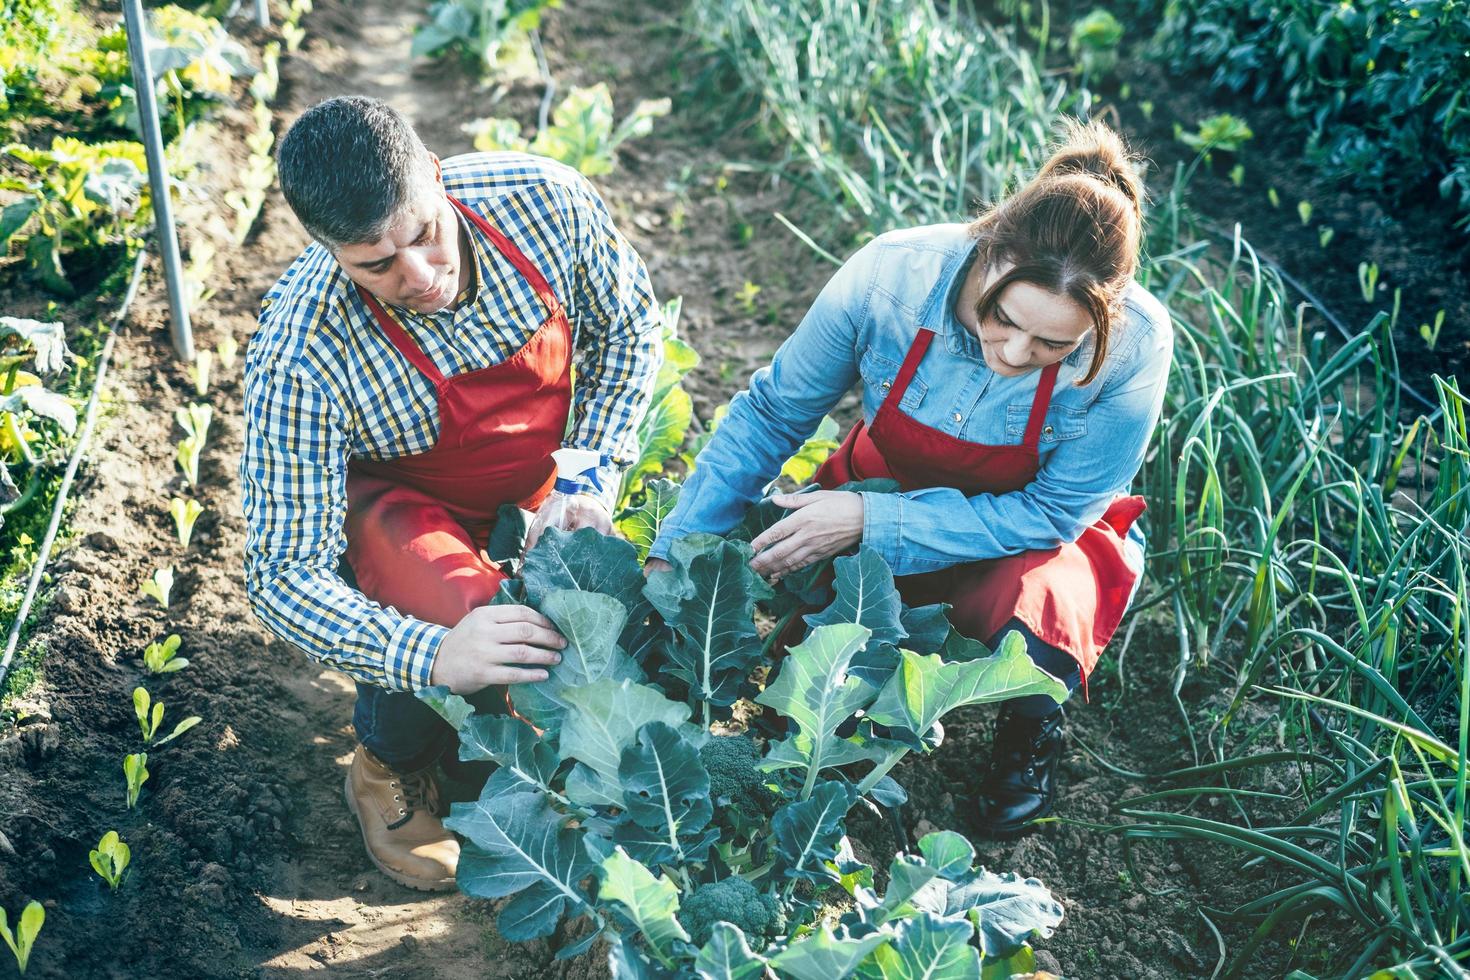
[240,152,663,692]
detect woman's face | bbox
[957,260,1094,377]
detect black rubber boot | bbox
[975,705,1065,839]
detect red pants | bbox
[343,475,509,630]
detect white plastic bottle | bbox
[527,447,604,545]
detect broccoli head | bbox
[678,876,786,949]
[700,733,777,817]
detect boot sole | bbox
[343,769,458,893]
[976,800,1056,840]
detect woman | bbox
[647,119,1172,838]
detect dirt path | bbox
[0,1,1322,977]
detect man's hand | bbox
[749,490,864,582]
[430,604,567,695]
[643,557,672,578]
[525,494,613,551]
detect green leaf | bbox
[857,913,979,980]
[607,813,720,867]
[755,623,875,793]
[559,679,691,801]
[917,831,975,881]
[768,925,888,980]
[3,385,76,434]
[24,235,71,297]
[510,590,642,733]
[457,713,562,795]
[780,415,840,484]
[0,316,68,375]
[616,478,680,561]
[871,855,947,922]
[485,502,529,565]
[153,715,201,746]
[415,685,478,730]
[0,198,38,248]
[520,526,646,612]
[761,728,905,774]
[644,533,772,708]
[598,848,690,965]
[772,779,857,882]
[621,384,693,498]
[805,547,904,646]
[898,603,952,654]
[446,792,596,941]
[865,633,1068,749]
[943,868,1064,956]
[695,921,768,979]
[618,722,712,841]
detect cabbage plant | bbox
[418,522,1068,976]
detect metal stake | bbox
[254,0,270,28]
[120,0,195,363]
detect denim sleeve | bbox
[861,315,1173,575]
[649,240,882,560]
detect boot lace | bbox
[391,769,444,820]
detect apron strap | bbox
[1021,361,1062,449]
[888,328,936,406]
[355,286,446,386]
[448,196,562,318]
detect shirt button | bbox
[952,412,962,423]
[1043,424,1054,435]
[880,380,891,389]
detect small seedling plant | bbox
[1,315,76,527]
[123,752,148,809]
[417,508,1068,976]
[0,900,43,974]
[174,402,212,487]
[132,686,200,745]
[139,566,174,608]
[143,633,188,674]
[169,496,204,548]
[89,831,130,891]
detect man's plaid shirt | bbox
[240,152,662,692]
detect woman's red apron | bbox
[341,195,572,629]
[813,328,1146,684]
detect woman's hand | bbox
[749,490,864,582]
[643,557,672,577]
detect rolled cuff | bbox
[860,490,903,568]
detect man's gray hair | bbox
[277,95,436,250]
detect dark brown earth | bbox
[0,1,1371,978]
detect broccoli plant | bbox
[417,524,1068,975]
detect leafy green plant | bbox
[227,100,277,244]
[1296,200,1312,225]
[175,402,212,486]
[1228,163,1244,186]
[169,496,204,547]
[0,316,75,528]
[411,0,558,74]
[215,333,238,371]
[189,350,211,397]
[1179,113,1253,154]
[0,900,44,974]
[1418,309,1446,350]
[1357,261,1379,302]
[417,527,1066,973]
[462,83,669,178]
[1,137,149,294]
[142,633,188,674]
[1068,8,1123,80]
[139,566,174,608]
[122,752,148,808]
[1318,226,1334,248]
[133,686,200,745]
[88,831,130,890]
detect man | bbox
[240,96,662,891]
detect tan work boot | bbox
[344,746,459,891]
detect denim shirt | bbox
[650,223,1173,577]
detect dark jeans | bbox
[990,617,1082,718]
[353,682,506,778]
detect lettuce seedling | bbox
[123,752,148,808]
[189,349,212,396]
[175,436,203,486]
[0,900,44,974]
[89,831,130,890]
[169,496,204,548]
[142,634,188,674]
[174,403,213,486]
[139,566,174,607]
[133,687,200,745]
[215,333,238,371]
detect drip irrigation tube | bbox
[0,247,147,691]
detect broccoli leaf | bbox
[804,547,904,646]
[446,792,595,941]
[864,632,1068,749]
[456,712,562,797]
[559,679,691,806]
[617,478,680,561]
[943,868,1064,956]
[917,831,975,882]
[898,603,952,654]
[415,685,477,730]
[521,526,646,612]
[694,922,767,980]
[856,912,979,980]
[772,780,857,883]
[599,848,690,966]
[756,623,876,790]
[767,925,888,980]
[619,722,712,841]
[510,590,642,734]
[643,533,772,709]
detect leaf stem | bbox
[856,747,910,797]
[760,608,798,660]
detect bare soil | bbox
[0,1,1357,978]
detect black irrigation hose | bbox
[0,247,147,690]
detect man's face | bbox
[335,174,464,314]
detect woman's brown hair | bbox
[967,118,1145,385]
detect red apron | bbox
[813,328,1146,684]
[342,195,572,629]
